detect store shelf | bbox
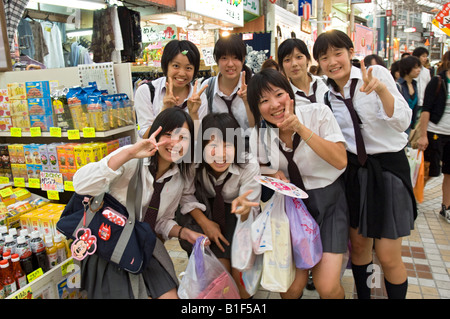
[0,125,136,138]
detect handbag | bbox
[56,159,157,274]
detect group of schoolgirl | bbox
[72,30,416,300]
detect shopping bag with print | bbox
[250,198,273,255]
[231,210,256,271]
[285,196,323,269]
[178,237,240,299]
[260,193,296,292]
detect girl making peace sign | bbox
[247,69,349,299]
[135,40,208,139]
[313,29,416,299]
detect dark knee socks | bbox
[351,262,373,299]
[384,278,408,299]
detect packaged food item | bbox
[27,98,53,115]
[87,95,109,131]
[7,83,26,100]
[25,81,51,99]
[67,87,88,129]
[52,89,73,130]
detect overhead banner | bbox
[432,2,450,36]
[184,0,244,27]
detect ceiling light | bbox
[27,0,106,10]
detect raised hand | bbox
[276,98,302,133]
[237,71,247,102]
[162,77,180,109]
[359,59,386,95]
[187,79,208,116]
[131,126,167,159]
[231,189,260,216]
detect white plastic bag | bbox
[178,237,240,299]
[260,193,296,292]
[231,210,256,271]
[251,197,273,254]
[240,254,263,296]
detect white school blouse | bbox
[252,103,346,190]
[134,77,208,138]
[327,65,411,155]
[200,72,250,132]
[291,74,329,106]
[73,145,206,240]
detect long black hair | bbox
[147,107,195,178]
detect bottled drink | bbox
[11,254,27,289]
[19,229,30,245]
[8,228,18,240]
[0,225,7,238]
[0,277,5,299]
[30,231,49,272]
[4,235,16,255]
[15,236,33,275]
[0,259,17,296]
[44,235,58,269]
[0,234,4,257]
[54,234,67,264]
[2,251,11,271]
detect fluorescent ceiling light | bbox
[66,29,93,37]
[27,0,106,10]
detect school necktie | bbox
[220,93,238,121]
[332,78,368,166]
[144,175,173,231]
[176,100,187,110]
[210,172,233,233]
[295,81,317,103]
[278,133,306,191]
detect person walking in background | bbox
[412,47,431,111]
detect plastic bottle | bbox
[8,228,18,240]
[54,234,67,264]
[0,225,7,238]
[3,235,16,255]
[0,278,5,299]
[11,254,27,289]
[29,231,49,272]
[19,229,31,245]
[0,234,4,257]
[2,250,11,267]
[44,235,58,269]
[0,259,17,296]
[15,236,33,275]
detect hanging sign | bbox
[433,2,450,36]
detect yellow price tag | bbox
[14,188,29,198]
[61,259,74,277]
[27,268,44,283]
[12,287,33,299]
[10,127,22,137]
[13,177,25,187]
[64,181,74,192]
[0,187,13,197]
[28,178,40,188]
[0,176,9,184]
[49,127,62,138]
[67,129,80,140]
[47,190,60,200]
[30,127,42,137]
[83,127,96,138]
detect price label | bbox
[13,177,26,187]
[30,127,42,137]
[27,268,44,283]
[83,127,96,138]
[28,178,40,188]
[64,181,75,192]
[0,176,9,184]
[47,190,60,200]
[61,259,74,277]
[0,187,13,197]
[14,188,29,198]
[40,172,64,192]
[49,127,62,138]
[67,129,80,140]
[10,127,22,137]
[12,287,33,299]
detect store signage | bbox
[142,25,177,44]
[184,0,244,27]
[298,0,312,17]
[201,47,216,66]
[386,9,392,16]
[243,0,259,16]
[397,19,407,26]
[40,172,64,192]
[432,2,450,37]
[303,3,311,21]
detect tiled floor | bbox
[165,174,450,299]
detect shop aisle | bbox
[164,174,450,299]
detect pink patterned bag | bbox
[285,196,323,269]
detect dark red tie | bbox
[220,93,238,121]
[332,78,367,166]
[144,175,172,231]
[210,173,232,233]
[176,100,187,110]
[278,133,306,191]
[295,81,317,103]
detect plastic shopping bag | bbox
[251,198,273,255]
[231,210,256,271]
[406,147,422,187]
[413,150,425,203]
[260,193,296,292]
[239,254,263,296]
[178,237,240,299]
[285,196,322,269]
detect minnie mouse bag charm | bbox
[71,197,97,261]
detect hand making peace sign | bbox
[130,126,168,159]
[187,79,208,116]
[237,71,248,102]
[277,97,302,133]
[162,77,180,110]
[359,60,386,95]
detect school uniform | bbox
[73,145,206,298]
[291,73,329,106]
[180,161,261,259]
[254,102,349,253]
[327,65,417,239]
[134,77,208,138]
[201,72,251,133]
